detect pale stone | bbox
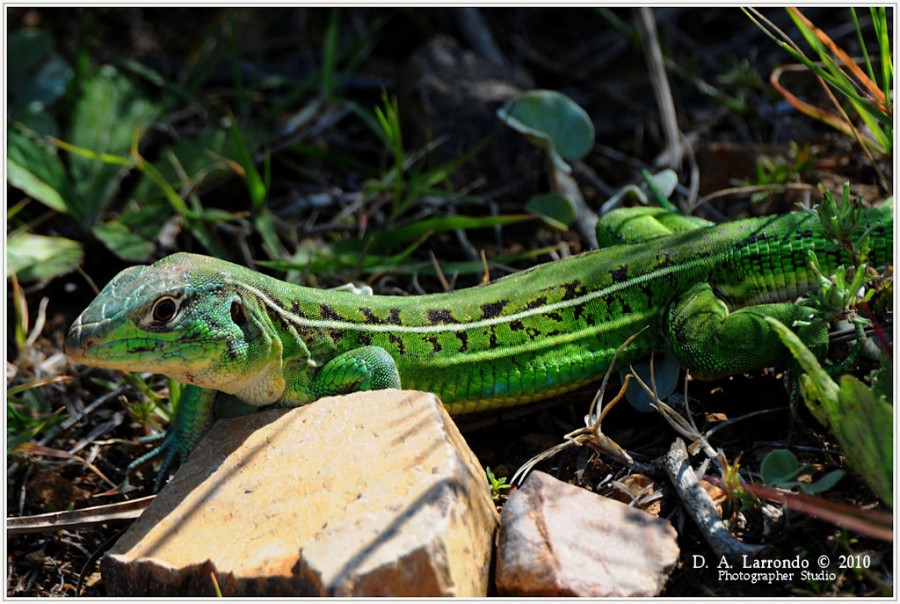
[102,390,499,596]
[496,471,679,597]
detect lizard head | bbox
[65,253,286,401]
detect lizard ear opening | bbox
[230,300,247,328]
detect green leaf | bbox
[116,199,174,241]
[230,118,268,210]
[601,169,679,214]
[7,232,83,283]
[760,449,843,494]
[760,449,806,485]
[801,469,845,494]
[91,221,156,262]
[525,193,576,230]
[7,129,72,214]
[498,90,595,172]
[767,317,839,426]
[639,169,680,211]
[835,375,893,507]
[67,66,160,225]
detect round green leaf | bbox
[498,90,595,172]
[525,193,576,230]
[760,449,804,485]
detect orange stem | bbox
[787,7,887,107]
[770,64,881,152]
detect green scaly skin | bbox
[65,206,893,487]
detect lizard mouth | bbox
[66,311,166,368]
[65,313,137,368]
[65,308,210,381]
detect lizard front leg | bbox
[128,384,218,491]
[306,345,402,399]
[666,282,828,379]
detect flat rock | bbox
[495,471,679,597]
[102,390,499,597]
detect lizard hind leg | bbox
[666,282,828,379]
[309,345,402,399]
[596,207,714,247]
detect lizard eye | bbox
[151,297,179,323]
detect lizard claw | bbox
[127,430,191,492]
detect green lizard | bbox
[65,205,892,486]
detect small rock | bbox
[496,471,679,597]
[102,390,499,596]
